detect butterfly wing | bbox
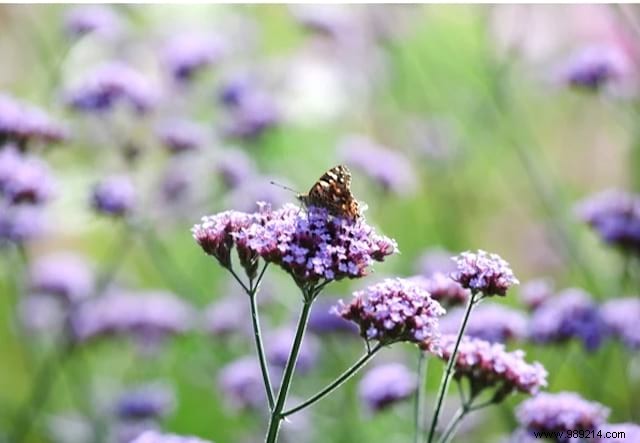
[301,165,360,219]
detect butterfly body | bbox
[297,165,361,220]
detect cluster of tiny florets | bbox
[451,250,519,296]
[358,363,417,412]
[601,297,640,350]
[410,272,470,308]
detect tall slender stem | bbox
[282,343,382,418]
[249,289,275,410]
[426,292,477,443]
[265,298,313,443]
[414,351,429,443]
[438,406,467,443]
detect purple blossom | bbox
[439,334,547,400]
[115,383,175,421]
[215,148,256,189]
[267,327,319,374]
[63,5,122,38]
[131,430,213,443]
[358,363,417,413]
[519,278,554,311]
[440,303,528,343]
[70,290,193,343]
[91,175,136,217]
[338,135,417,195]
[601,297,640,349]
[415,247,457,277]
[223,176,290,212]
[162,32,225,82]
[66,62,157,114]
[334,278,445,352]
[575,189,640,254]
[156,119,207,154]
[516,392,609,442]
[556,44,631,92]
[409,273,469,308]
[0,204,45,244]
[29,252,94,304]
[529,288,605,351]
[202,296,247,337]
[0,94,66,146]
[308,299,358,335]
[597,423,640,442]
[451,250,519,296]
[0,146,55,205]
[217,357,275,411]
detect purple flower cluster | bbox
[91,175,136,217]
[597,423,640,442]
[131,431,213,443]
[267,327,319,374]
[409,273,470,308]
[193,203,397,285]
[29,252,94,304]
[215,148,256,189]
[66,62,157,114]
[0,94,66,146]
[529,288,605,351]
[71,290,193,343]
[308,299,358,335]
[516,392,609,441]
[0,145,55,205]
[217,357,275,410]
[556,44,631,92]
[338,135,417,195]
[439,334,547,399]
[156,119,207,154]
[202,296,247,337]
[0,205,45,243]
[440,303,528,343]
[116,383,175,421]
[601,297,640,349]
[162,32,225,82]
[334,278,445,352]
[452,250,519,296]
[575,189,640,254]
[63,5,122,38]
[358,363,417,413]
[519,278,554,311]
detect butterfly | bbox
[297,165,361,219]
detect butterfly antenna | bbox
[269,180,300,195]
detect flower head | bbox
[556,44,631,92]
[202,296,247,337]
[519,278,555,311]
[451,250,519,296]
[29,252,94,304]
[0,94,66,147]
[601,297,640,349]
[358,363,417,413]
[440,303,528,343]
[156,119,207,154]
[162,32,225,82]
[215,148,256,190]
[308,299,359,335]
[115,383,175,421]
[131,430,213,443]
[0,146,55,205]
[439,335,547,400]
[409,273,469,308]
[91,175,136,217]
[64,5,122,38]
[516,392,609,441]
[334,278,444,352]
[0,205,45,244]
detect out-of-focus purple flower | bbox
[440,334,547,400]
[63,5,122,38]
[267,327,319,374]
[440,303,528,343]
[308,299,358,335]
[575,189,640,254]
[91,175,136,217]
[334,278,444,352]
[519,278,554,311]
[556,44,632,92]
[19,295,67,334]
[601,297,640,349]
[452,250,519,296]
[223,176,290,212]
[29,252,94,304]
[217,357,274,411]
[70,290,193,343]
[162,32,225,82]
[202,295,246,337]
[131,430,213,443]
[597,423,640,442]
[516,392,609,442]
[0,204,45,243]
[415,247,457,277]
[156,119,207,154]
[215,148,255,189]
[66,62,157,114]
[529,288,605,351]
[338,135,416,195]
[358,363,417,413]
[0,147,55,205]
[0,94,67,146]
[115,383,175,421]
[159,163,191,204]
[409,273,469,308]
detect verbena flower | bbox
[597,423,640,442]
[115,383,175,421]
[601,297,640,349]
[308,299,359,335]
[91,175,136,217]
[439,334,547,401]
[66,62,157,114]
[131,430,213,443]
[63,5,122,38]
[202,296,247,337]
[529,288,605,351]
[0,147,55,205]
[29,252,94,304]
[451,250,519,296]
[218,356,277,411]
[71,290,193,343]
[0,204,45,244]
[215,148,256,190]
[338,135,416,195]
[409,273,469,308]
[267,327,319,374]
[519,278,554,311]
[162,32,225,82]
[358,363,417,413]
[0,94,66,146]
[556,44,631,92]
[334,278,445,352]
[415,247,457,277]
[516,392,609,442]
[156,119,207,154]
[440,303,528,343]
[575,189,640,254]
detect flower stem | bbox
[282,343,382,418]
[414,351,429,443]
[426,292,477,443]
[437,406,468,443]
[264,298,314,443]
[249,287,275,410]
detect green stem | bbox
[426,292,477,443]
[265,298,314,443]
[414,352,429,443]
[249,288,275,410]
[282,343,382,418]
[438,406,468,443]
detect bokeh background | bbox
[1,4,639,443]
